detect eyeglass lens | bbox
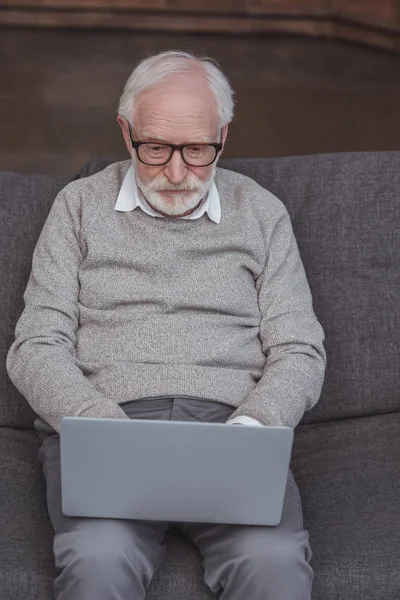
[138,143,216,166]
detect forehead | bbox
[134,73,219,142]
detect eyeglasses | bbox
[127,123,223,167]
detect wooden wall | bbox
[3,25,400,176]
[2,0,400,53]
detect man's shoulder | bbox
[59,160,131,204]
[215,166,286,217]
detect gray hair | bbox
[118,50,234,129]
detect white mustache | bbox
[147,175,200,192]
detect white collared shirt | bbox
[114,166,262,428]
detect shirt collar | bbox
[114,165,221,224]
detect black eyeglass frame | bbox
[127,123,223,167]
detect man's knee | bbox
[54,525,157,580]
[220,529,313,599]
[223,529,313,589]
[55,530,128,573]
[51,523,167,598]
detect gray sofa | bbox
[1,153,399,600]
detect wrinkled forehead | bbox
[133,74,219,141]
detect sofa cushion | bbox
[78,154,400,424]
[292,412,400,599]
[0,172,70,427]
[2,415,399,599]
[224,154,400,423]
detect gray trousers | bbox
[37,397,313,600]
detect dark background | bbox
[2,25,400,177]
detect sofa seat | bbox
[292,413,400,599]
[1,412,399,600]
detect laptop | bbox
[60,417,294,526]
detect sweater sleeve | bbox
[229,204,327,429]
[6,187,129,433]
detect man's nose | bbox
[164,149,188,184]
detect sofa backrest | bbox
[0,172,70,427]
[1,153,399,428]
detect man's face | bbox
[118,74,228,218]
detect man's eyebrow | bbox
[188,136,213,144]
[140,131,167,142]
[140,131,213,144]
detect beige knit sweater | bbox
[6,161,326,432]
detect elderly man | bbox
[7,50,326,600]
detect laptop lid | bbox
[60,417,294,526]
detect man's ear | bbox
[117,115,132,156]
[221,124,229,152]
